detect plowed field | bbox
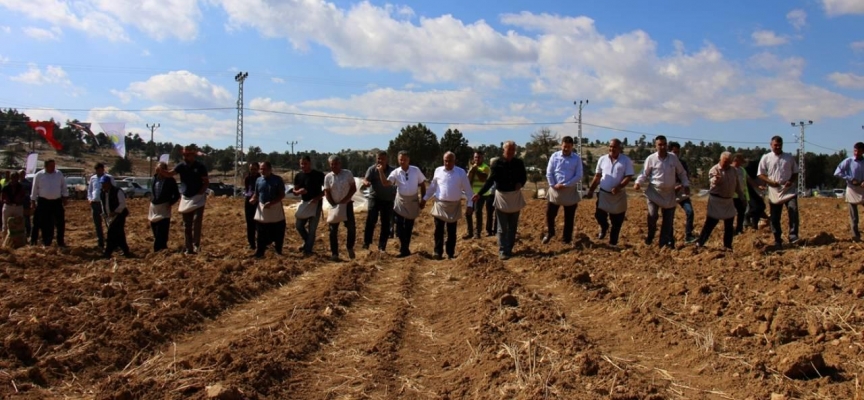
[1,194,863,399]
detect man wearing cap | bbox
[87,162,114,249]
[30,159,68,247]
[465,151,492,239]
[99,175,132,258]
[542,136,583,245]
[161,146,209,255]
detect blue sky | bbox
[0,0,862,156]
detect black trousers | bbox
[329,204,356,256]
[545,202,577,242]
[104,213,129,255]
[466,195,494,237]
[747,195,766,229]
[733,198,746,234]
[256,220,286,256]
[395,214,415,256]
[151,218,171,252]
[36,198,65,246]
[364,199,393,250]
[244,198,257,248]
[769,197,799,243]
[91,202,105,247]
[433,218,457,257]
[594,196,625,245]
[698,217,734,249]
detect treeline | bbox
[0,108,850,189]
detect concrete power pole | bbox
[287,140,298,180]
[573,99,588,192]
[146,123,160,177]
[234,72,249,196]
[791,120,813,194]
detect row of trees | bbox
[1,108,851,189]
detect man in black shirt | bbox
[149,162,180,252]
[362,151,396,251]
[669,142,696,243]
[243,163,261,250]
[745,158,768,229]
[162,146,209,255]
[473,141,527,260]
[293,155,326,255]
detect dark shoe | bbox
[347,249,356,259]
[361,243,370,250]
[685,235,697,244]
[487,232,495,237]
[563,239,572,245]
[396,251,411,258]
[123,252,136,258]
[275,249,283,255]
[184,249,197,255]
[597,230,607,240]
[853,236,861,242]
[789,236,800,244]
[433,253,443,260]
[499,253,510,261]
[250,244,257,250]
[644,238,653,246]
[447,254,455,259]
[541,235,552,244]
[329,254,340,262]
[297,245,305,252]
[474,233,481,239]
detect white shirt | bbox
[595,154,635,191]
[387,166,426,196]
[423,166,474,207]
[635,152,689,190]
[102,187,127,214]
[758,151,799,203]
[324,169,355,203]
[88,173,116,202]
[30,169,68,201]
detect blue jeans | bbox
[295,201,322,254]
[496,210,520,255]
[770,197,799,243]
[678,199,694,237]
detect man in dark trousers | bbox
[669,142,696,243]
[251,161,286,258]
[472,141,527,260]
[243,162,261,250]
[18,169,32,240]
[100,176,132,258]
[293,155,326,256]
[362,151,396,252]
[30,160,68,247]
[149,162,180,252]
[161,146,209,255]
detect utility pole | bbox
[287,140,298,180]
[791,120,813,194]
[146,123,160,177]
[573,99,588,192]
[234,71,249,196]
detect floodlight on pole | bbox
[573,99,588,192]
[146,123,160,177]
[791,120,813,195]
[234,72,249,196]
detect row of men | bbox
[4,137,862,258]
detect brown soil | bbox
[1,194,863,399]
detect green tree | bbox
[110,156,132,175]
[439,128,472,168]
[524,127,559,172]
[387,123,440,174]
[217,155,234,176]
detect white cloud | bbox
[786,9,807,30]
[271,77,285,84]
[852,41,864,52]
[23,108,70,123]
[822,0,864,16]
[0,54,8,64]
[0,0,129,41]
[22,26,61,40]
[0,25,10,33]
[10,63,72,85]
[751,30,788,46]
[828,72,864,89]
[114,71,233,108]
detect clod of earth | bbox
[773,343,829,380]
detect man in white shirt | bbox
[585,139,634,247]
[543,136,583,245]
[324,155,357,261]
[383,150,427,258]
[87,162,114,249]
[757,135,800,248]
[423,152,474,260]
[30,159,69,247]
[634,135,690,248]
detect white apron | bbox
[767,185,796,205]
[255,202,286,223]
[327,203,348,224]
[547,185,580,206]
[846,185,864,205]
[178,194,206,214]
[597,189,627,214]
[394,193,420,220]
[493,190,526,214]
[645,186,678,209]
[431,200,462,223]
[295,200,320,220]
[148,202,172,223]
[2,204,23,232]
[706,195,736,220]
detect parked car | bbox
[115,181,151,199]
[65,176,88,200]
[207,182,235,197]
[834,188,845,198]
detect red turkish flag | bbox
[26,121,63,151]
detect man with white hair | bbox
[424,151,473,260]
[585,139,634,247]
[324,155,357,261]
[472,141,527,260]
[696,152,745,250]
[634,135,690,248]
[758,136,799,248]
[382,150,427,258]
[834,142,864,241]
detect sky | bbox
[0,0,863,156]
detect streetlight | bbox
[146,123,160,177]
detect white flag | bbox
[26,153,38,174]
[99,122,127,158]
[159,153,169,163]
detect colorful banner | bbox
[26,121,62,150]
[159,154,169,163]
[25,153,38,174]
[99,122,127,158]
[68,122,99,145]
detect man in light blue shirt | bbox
[542,136,583,245]
[87,162,114,249]
[834,142,864,241]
